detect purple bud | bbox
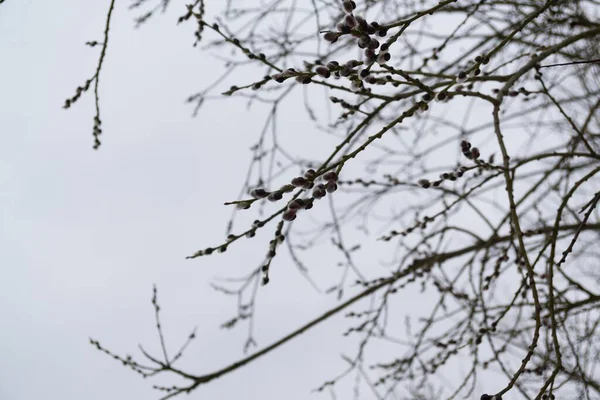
[418,179,431,188]
[282,209,297,221]
[250,188,269,198]
[326,181,338,193]
[272,73,286,83]
[281,185,294,193]
[268,191,283,202]
[313,184,327,199]
[304,199,314,210]
[304,169,316,178]
[342,0,355,13]
[340,65,353,77]
[364,75,377,84]
[313,189,326,199]
[377,52,391,64]
[344,15,358,28]
[291,176,308,187]
[368,38,380,49]
[322,171,339,181]
[288,199,304,210]
[358,35,370,47]
[471,147,480,159]
[315,66,331,78]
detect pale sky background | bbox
[0,1,565,399]
[0,1,363,399]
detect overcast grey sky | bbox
[0,1,368,399]
[2,0,566,399]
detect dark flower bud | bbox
[422,93,433,102]
[268,191,283,202]
[358,35,371,47]
[355,16,368,30]
[364,49,376,61]
[281,184,294,193]
[380,43,389,52]
[340,65,353,77]
[377,52,391,64]
[271,73,285,83]
[304,199,314,210]
[261,265,268,272]
[288,199,304,210]
[291,176,308,187]
[313,189,326,199]
[323,32,339,43]
[368,38,380,49]
[304,169,316,178]
[342,0,355,13]
[471,147,480,159]
[315,66,331,78]
[365,75,377,84]
[323,171,339,181]
[344,15,358,28]
[236,202,251,210]
[460,140,470,149]
[337,23,351,34]
[250,188,269,198]
[377,29,388,37]
[246,230,256,238]
[366,24,376,35]
[418,179,431,188]
[302,181,314,190]
[262,276,270,285]
[313,184,327,199]
[282,209,297,221]
[326,181,338,193]
[480,395,492,400]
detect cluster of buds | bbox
[456,54,489,83]
[312,171,338,199]
[63,78,93,109]
[491,87,532,98]
[417,166,469,189]
[461,140,480,159]
[282,197,314,221]
[261,221,285,285]
[271,68,312,84]
[92,116,102,149]
[323,1,390,67]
